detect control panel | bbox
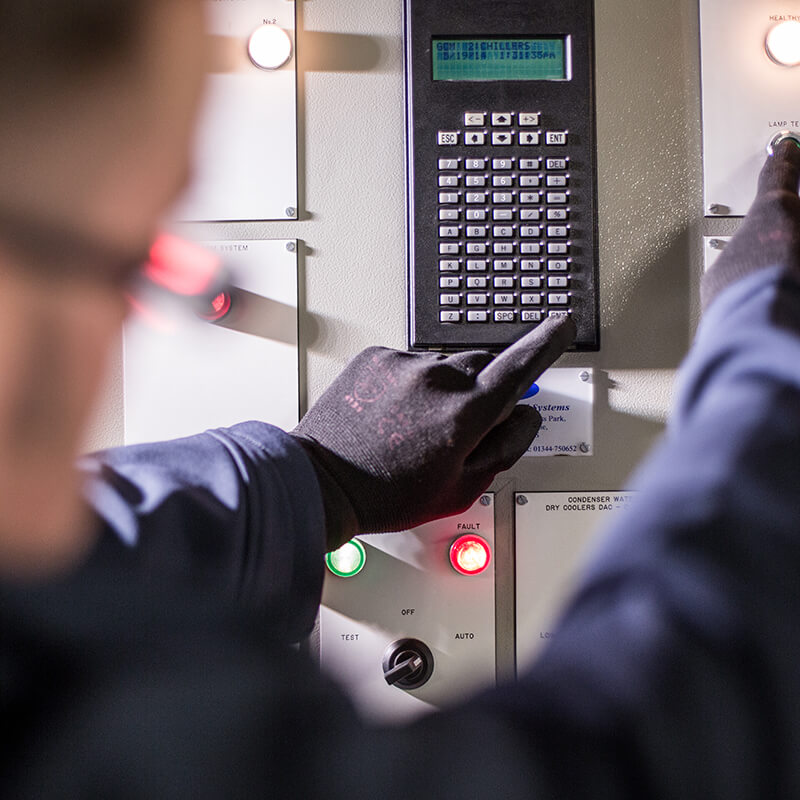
[320,496,496,723]
[700,0,800,216]
[405,0,599,350]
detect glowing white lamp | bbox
[248,24,292,70]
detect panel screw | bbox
[286,207,297,218]
[286,241,296,252]
[479,494,491,506]
[516,495,528,506]
[579,370,590,382]
[708,238,726,250]
[579,442,590,454]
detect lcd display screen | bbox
[432,37,568,81]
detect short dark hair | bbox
[0,1,148,92]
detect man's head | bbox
[0,0,207,575]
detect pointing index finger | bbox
[758,138,800,197]
[476,315,576,400]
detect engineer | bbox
[3,1,800,798]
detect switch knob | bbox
[382,638,434,690]
[248,24,292,70]
[766,20,800,67]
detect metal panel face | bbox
[171,0,298,222]
[123,239,298,444]
[515,491,634,671]
[320,496,496,723]
[700,0,800,216]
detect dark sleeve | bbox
[78,421,326,640]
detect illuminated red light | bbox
[197,291,233,322]
[449,534,491,576]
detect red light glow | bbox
[449,534,491,576]
[197,291,233,322]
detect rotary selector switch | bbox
[248,24,292,70]
[382,638,434,690]
[766,20,800,67]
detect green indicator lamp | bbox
[325,539,367,578]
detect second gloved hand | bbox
[292,316,576,550]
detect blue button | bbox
[522,383,540,399]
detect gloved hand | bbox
[702,139,800,311]
[292,315,576,551]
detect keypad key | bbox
[519,158,541,169]
[492,192,513,204]
[522,310,543,322]
[520,209,541,221]
[549,310,571,319]
[494,293,515,305]
[547,260,569,271]
[494,310,516,322]
[467,310,489,322]
[467,243,487,254]
[494,277,514,288]
[546,175,568,188]
[520,226,541,237]
[492,132,513,146]
[520,192,541,204]
[547,208,568,221]
[466,158,487,170]
[493,260,514,271]
[519,131,540,145]
[493,209,514,221]
[466,209,487,221]
[547,226,569,238]
[464,112,486,126]
[439,225,460,237]
[521,259,543,271]
[519,175,541,187]
[493,225,514,237]
[548,293,570,305]
[546,192,568,204]
[519,112,541,126]
[438,175,460,187]
[466,226,487,237]
[439,158,459,169]
[492,175,515,187]
[440,276,460,288]
[440,243,460,254]
[466,260,487,271]
[521,294,542,305]
[466,175,487,187]
[440,310,461,322]
[466,192,487,204]
[467,293,489,305]
[439,259,460,271]
[492,158,514,170]
[440,294,461,305]
[520,243,542,254]
[546,158,568,170]
[521,276,542,288]
[545,131,568,145]
[439,192,459,204]
[438,131,459,145]
[465,131,485,146]
[439,209,460,220]
[548,276,569,288]
[467,276,488,288]
[491,112,513,126]
[493,243,514,254]
[548,242,569,255]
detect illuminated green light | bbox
[325,539,367,578]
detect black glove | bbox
[702,139,800,311]
[292,316,576,550]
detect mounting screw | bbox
[285,206,297,218]
[579,370,590,382]
[709,238,726,250]
[479,495,491,506]
[516,494,528,506]
[286,241,296,252]
[579,442,590,454]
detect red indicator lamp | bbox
[449,534,491,576]
[197,291,234,322]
